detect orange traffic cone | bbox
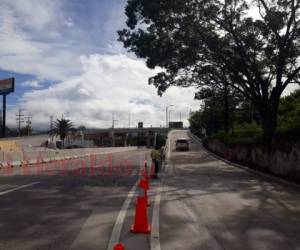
[140,168,146,178]
[136,177,150,206]
[139,178,149,190]
[143,167,149,179]
[131,196,151,234]
[135,189,150,207]
[136,180,150,206]
[144,170,150,189]
[114,243,125,250]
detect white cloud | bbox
[1,0,64,32]
[0,1,83,81]
[21,79,43,88]
[2,0,298,132]
[8,54,199,129]
[64,17,74,27]
[0,1,200,130]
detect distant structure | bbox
[85,123,169,148]
[169,121,183,129]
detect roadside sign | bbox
[0,77,15,137]
[0,78,15,95]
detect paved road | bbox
[1,131,300,250]
[0,148,149,250]
[160,130,300,250]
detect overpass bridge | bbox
[84,127,170,147]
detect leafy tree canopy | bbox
[119,0,300,141]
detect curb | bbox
[188,132,300,190]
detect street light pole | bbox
[169,110,172,124]
[166,105,174,128]
[112,112,118,147]
[165,107,168,128]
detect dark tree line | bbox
[118,0,300,142]
[189,88,300,141]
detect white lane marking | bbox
[0,181,40,196]
[151,184,162,250]
[107,182,138,250]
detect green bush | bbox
[276,125,300,142]
[199,89,300,145]
[209,123,300,145]
[209,123,263,145]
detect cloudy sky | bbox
[0,0,200,130]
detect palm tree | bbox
[52,118,73,147]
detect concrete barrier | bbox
[0,146,138,168]
[204,138,300,179]
[22,151,44,165]
[0,151,4,163]
[11,152,23,167]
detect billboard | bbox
[0,78,14,95]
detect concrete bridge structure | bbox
[84,127,170,147]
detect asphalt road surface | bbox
[1,131,300,250]
[160,130,300,250]
[0,148,149,250]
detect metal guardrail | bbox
[188,131,203,145]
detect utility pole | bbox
[169,110,172,124]
[16,109,24,136]
[179,112,182,122]
[112,112,118,128]
[25,116,32,136]
[111,112,118,147]
[128,112,131,128]
[165,107,168,128]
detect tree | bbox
[78,125,86,131]
[118,0,300,142]
[195,81,244,133]
[278,89,300,128]
[52,118,73,147]
[189,109,222,137]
